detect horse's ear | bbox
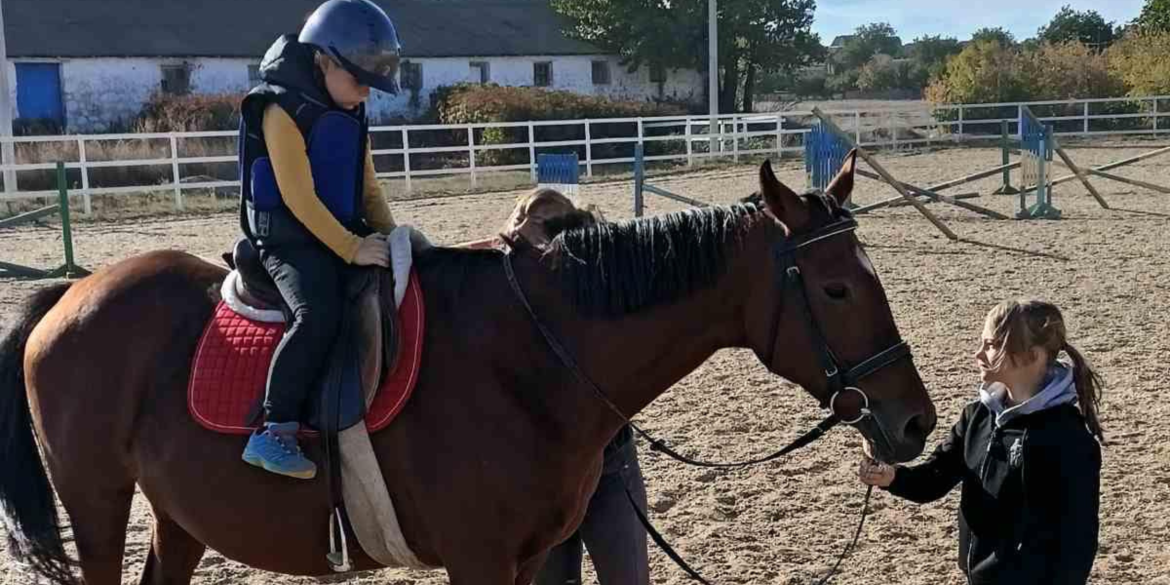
[759,159,808,227]
[824,149,857,208]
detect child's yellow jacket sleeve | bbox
[262,104,362,263]
[361,142,396,234]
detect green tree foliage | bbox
[1136,0,1170,33]
[1108,31,1170,96]
[1037,5,1116,47]
[836,22,902,70]
[906,35,963,86]
[926,40,1123,104]
[970,27,1016,46]
[856,54,915,91]
[550,0,822,112]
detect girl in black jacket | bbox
[859,299,1104,584]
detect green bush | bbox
[926,40,1143,133]
[793,73,830,98]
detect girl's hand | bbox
[859,457,896,488]
[354,234,390,267]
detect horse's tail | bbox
[0,282,79,585]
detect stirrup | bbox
[326,507,351,572]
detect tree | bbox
[927,39,1123,105]
[551,0,822,112]
[857,54,915,92]
[836,22,903,71]
[1108,31,1170,96]
[925,40,1031,104]
[1136,0,1170,33]
[1037,5,1116,48]
[907,35,962,81]
[971,27,1016,46]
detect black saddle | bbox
[223,238,285,310]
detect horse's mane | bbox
[412,190,842,319]
[544,201,767,318]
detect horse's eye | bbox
[824,283,850,301]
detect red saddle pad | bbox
[188,270,424,435]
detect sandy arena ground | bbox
[2,143,1169,584]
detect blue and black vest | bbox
[238,85,369,247]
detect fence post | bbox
[170,134,183,211]
[1017,105,1024,137]
[584,120,594,178]
[633,143,644,217]
[1154,99,1160,134]
[854,111,862,145]
[775,115,783,160]
[732,115,739,163]
[685,119,693,167]
[77,137,91,215]
[56,162,78,276]
[993,120,1018,195]
[957,106,964,141]
[1083,101,1090,134]
[528,122,537,182]
[401,128,412,194]
[467,125,477,189]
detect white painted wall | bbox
[60,59,161,131]
[189,58,254,94]
[8,54,703,132]
[58,58,257,131]
[368,54,703,120]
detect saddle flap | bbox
[306,266,400,433]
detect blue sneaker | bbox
[242,422,317,479]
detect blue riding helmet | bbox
[299,0,402,93]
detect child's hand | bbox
[354,234,390,267]
[859,457,896,488]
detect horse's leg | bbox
[51,483,135,585]
[137,511,206,585]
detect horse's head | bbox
[745,151,936,463]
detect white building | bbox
[5,0,704,132]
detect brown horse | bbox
[0,155,936,585]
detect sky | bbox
[812,0,1146,44]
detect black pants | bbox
[260,243,345,423]
[534,426,649,585]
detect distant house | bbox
[4,0,704,132]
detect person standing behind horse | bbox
[859,299,1103,584]
[236,0,402,479]
[461,189,652,585]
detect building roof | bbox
[4,0,603,59]
[829,35,856,48]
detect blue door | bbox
[16,63,64,124]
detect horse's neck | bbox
[518,245,751,454]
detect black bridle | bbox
[502,209,914,584]
[768,215,914,429]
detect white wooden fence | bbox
[0,94,1166,213]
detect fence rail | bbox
[1,95,1167,211]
